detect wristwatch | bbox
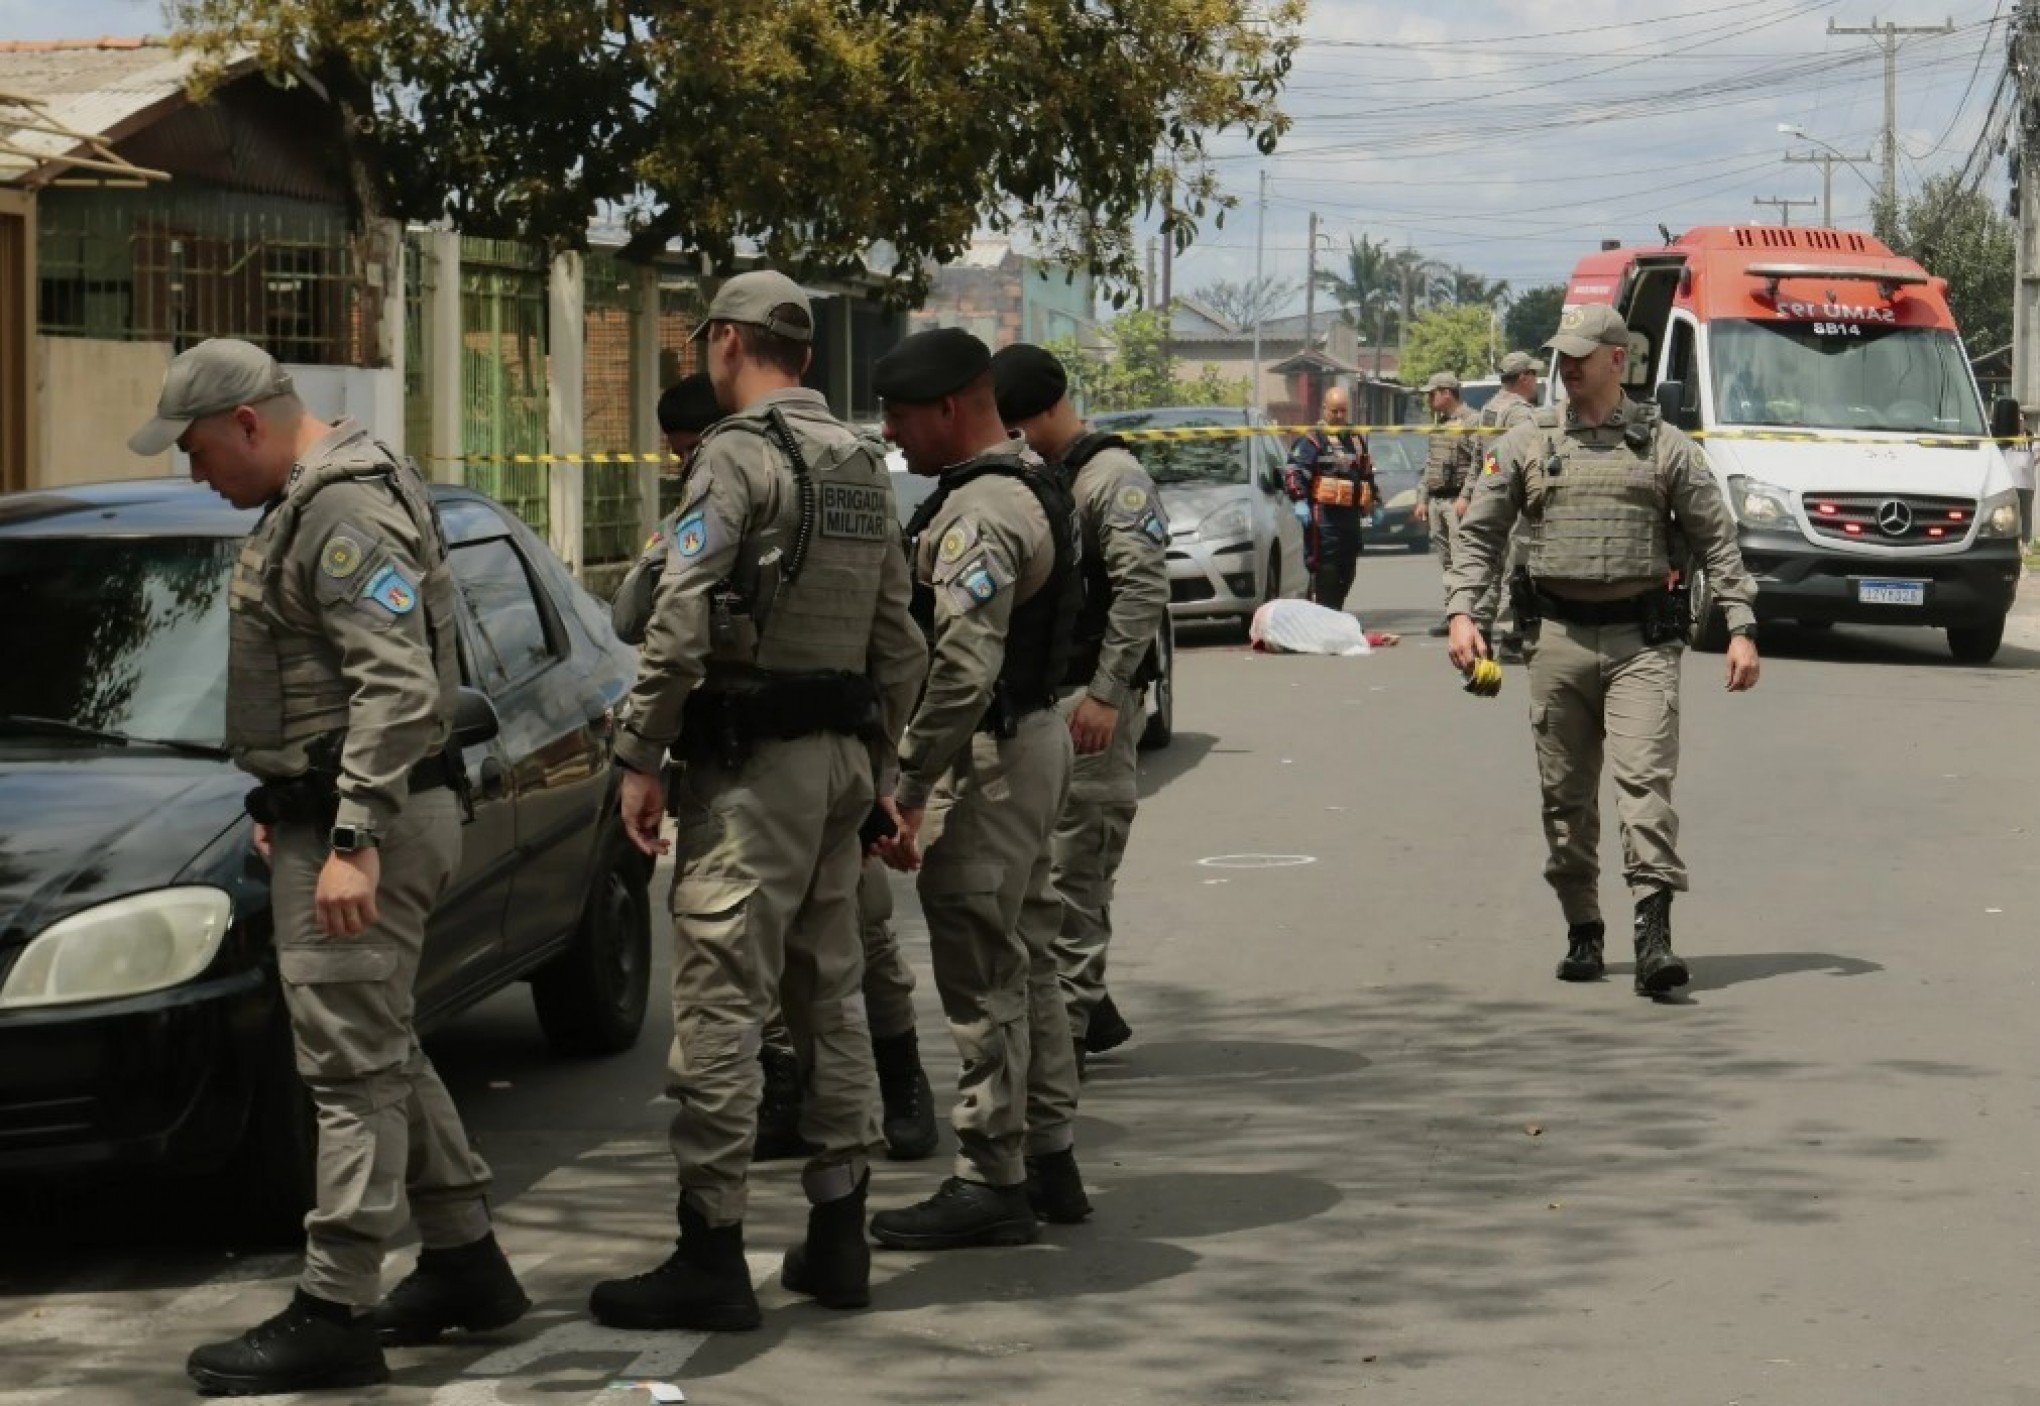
[1728,622,1758,641]
[330,823,380,854]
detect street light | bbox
[1776,122,1878,227]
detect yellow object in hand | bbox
[1462,658,1503,698]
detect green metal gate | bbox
[460,237,549,536]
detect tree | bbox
[1874,175,2015,358]
[1400,305,1498,385]
[1192,276,1298,328]
[168,0,1304,302]
[1315,233,1396,338]
[1448,267,1510,309]
[1504,284,1567,353]
[1047,308,1249,412]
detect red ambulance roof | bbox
[1564,226,1955,331]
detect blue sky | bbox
[3,0,2012,308]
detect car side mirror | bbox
[452,687,500,748]
[1990,395,2024,442]
[1655,380,1698,431]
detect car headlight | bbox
[0,887,233,1009]
[1725,475,1794,529]
[1977,488,2022,539]
[1198,504,1252,541]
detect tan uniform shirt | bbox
[1458,390,1536,505]
[1425,402,1482,499]
[236,421,454,832]
[896,438,1055,812]
[1067,443,1169,710]
[1446,397,1758,632]
[614,388,926,780]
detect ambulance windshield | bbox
[1707,320,1985,436]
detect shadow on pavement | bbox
[1732,620,2040,672]
[1136,731,1217,799]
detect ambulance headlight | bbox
[1977,489,2022,539]
[1726,476,1793,529]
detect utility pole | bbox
[1251,167,1267,414]
[2013,0,2040,412]
[1785,147,1875,226]
[1303,211,1319,354]
[1145,237,1157,310]
[1828,15,1959,214]
[1160,229,1174,368]
[1753,195,1819,225]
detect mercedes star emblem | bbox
[1875,499,1913,536]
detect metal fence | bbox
[582,250,642,568]
[36,189,375,363]
[459,236,550,538]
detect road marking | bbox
[1196,853,1318,869]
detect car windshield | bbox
[1366,431,1429,478]
[0,536,235,747]
[1707,319,1986,435]
[1093,412,1251,486]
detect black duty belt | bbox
[1531,587,1658,627]
[244,749,455,825]
[407,751,456,793]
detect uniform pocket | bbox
[277,943,399,985]
[672,874,757,922]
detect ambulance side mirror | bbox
[1655,380,1699,432]
[1990,395,2024,442]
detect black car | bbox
[1359,429,1433,552]
[0,480,652,1233]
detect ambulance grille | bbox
[1803,491,1975,546]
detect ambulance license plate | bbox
[1857,579,1927,607]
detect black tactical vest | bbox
[906,456,1083,715]
[1057,431,1134,689]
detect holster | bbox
[682,670,883,770]
[1508,567,1539,630]
[1642,586,1692,647]
[243,772,340,827]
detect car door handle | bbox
[477,757,509,801]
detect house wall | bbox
[287,364,405,448]
[34,334,172,486]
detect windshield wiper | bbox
[0,714,231,760]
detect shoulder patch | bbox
[672,512,710,560]
[934,518,980,574]
[943,550,1016,613]
[360,562,419,616]
[320,532,365,579]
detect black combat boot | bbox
[369,1231,531,1345]
[1555,920,1606,982]
[588,1202,761,1331]
[1632,890,1690,997]
[187,1289,388,1396]
[1083,993,1133,1054]
[754,1046,813,1162]
[781,1174,871,1309]
[869,1177,1038,1251]
[871,1031,938,1161]
[1025,1148,1094,1225]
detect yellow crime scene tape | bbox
[421,423,2026,466]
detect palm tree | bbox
[1449,267,1511,309]
[1314,233,1396,338]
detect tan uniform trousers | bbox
[917,709,1077,1187]
[762,859,918,1058]
[1048,688,1144,1043]
[270,788,491,1309]
[665,732,880,1222]
[1525,619,1689,924]
[1428,494,1462,607]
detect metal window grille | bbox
[459,236,549,538]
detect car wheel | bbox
[1139,623,1175,752]
[227,997,317,1246]
[1688,563,1729,652]
[1948,616,2006,664]
[532,822,653,1057]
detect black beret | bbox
[656,372,722,434]
[990,343,1068,424]
[874,327,992,404]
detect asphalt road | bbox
[7,547,2040,1406]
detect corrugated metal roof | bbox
[0,37,228,185]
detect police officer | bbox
[1284,386,1376,612]
[614,371,724,643]
[132,340,525,1395]
[1458,351,1542,657]
[658,368,722,459]
[1416,371,1481,636]
[595,271,929,1328]
[1446,305,1761,996]
[990,342,1170,1067]
[866,327,1090,1248]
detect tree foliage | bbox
[1504,283,1567,353]
[1046,308,1248,413]
[1400,304,1498,385]
[169,0,1303,302]
[1874,175,2015,357]
[1191,276,1298,328]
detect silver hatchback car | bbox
[1091,405,1307,632]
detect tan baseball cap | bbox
[1422,371,1461,393]
[1498,350,1540,377]
[127,339,296,456]
[1544,304,1629,358]
[688,269,814,343]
